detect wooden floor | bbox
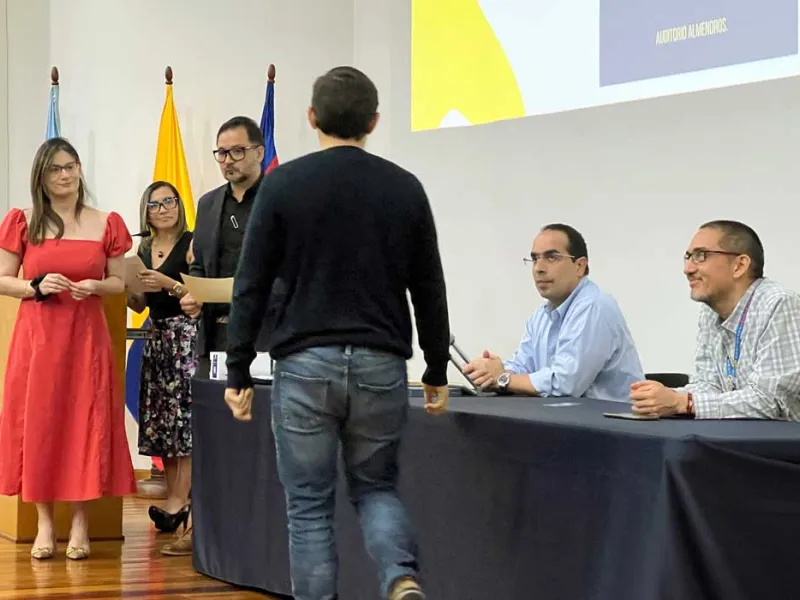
[0,497,275,599]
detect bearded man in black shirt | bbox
[180,116,266,377]
[165,117,265,558]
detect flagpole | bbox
[135,61,194,499]
[138,54,167,494]
[135,64,173,500]
[260,63,279,173]
[46,67,62,140]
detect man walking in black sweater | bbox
[223,66,450,600]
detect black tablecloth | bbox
[191,378,800,600]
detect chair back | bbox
[645,372,690,388]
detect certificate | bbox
[180,273,234,304]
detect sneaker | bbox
[389,576,425,600]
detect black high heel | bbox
[148,504,190,533]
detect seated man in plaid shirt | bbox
[631,220,800,420]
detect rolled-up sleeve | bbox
[504,315,537,375]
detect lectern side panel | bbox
[0,295,20,412]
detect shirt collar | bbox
[545,277,589,320]
[719,278,764,333]
[225,172,264,203]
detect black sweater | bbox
[225,146,450,389]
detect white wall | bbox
[0,0,9,213]
[6,0,354,468]
[353,0,393,160]
[8,0,354,230]
[6,0,49,209]
[354,1,800,382]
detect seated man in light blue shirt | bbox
[464,224,643,401]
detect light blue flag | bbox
[46,84,61,140]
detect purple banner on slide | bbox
[599,0,799,86]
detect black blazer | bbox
[189,184,273,356]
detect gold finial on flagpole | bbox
[165,66,174,85]
[268,64,276,83]
[50,66,59,85]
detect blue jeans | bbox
[272,346,419,600]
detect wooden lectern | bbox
[0,294,127,543]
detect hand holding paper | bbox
[180,293,203,319]
[124,255,148,293]
[180,273,234,304]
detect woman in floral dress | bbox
[127,181,196,533]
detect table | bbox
[191,378,800,600]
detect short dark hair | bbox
[541,223,589,275]
[311,66,378,140]
[700,220,764,279]
[217,116,265,146]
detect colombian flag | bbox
[153,74,195,227]
[126,69,194,472]
[260,64,279,173]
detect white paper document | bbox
[124,255,148,293]
[210,352,273,382]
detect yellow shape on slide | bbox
[411,0,525,131]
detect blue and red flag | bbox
[260,64,279,174]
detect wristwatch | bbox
[169,283,184,297]
[496,371,511,392]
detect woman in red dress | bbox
[0,138,136,560]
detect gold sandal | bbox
[65,546,90,561]
[30,537,56,560]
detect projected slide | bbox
[411,0,800,131]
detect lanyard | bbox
[725,281,762,389]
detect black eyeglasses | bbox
[213,145,261,163]
[684,249,740,264]
[147,197,179,213]
[47,162,78,176]
[523,251,576,266]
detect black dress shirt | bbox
[214,175,263,318]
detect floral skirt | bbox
[138,315,197,458]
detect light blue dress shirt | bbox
[503,278,644,402]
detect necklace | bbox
[153,234,176,261]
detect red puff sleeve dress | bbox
[0,208,137,502]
